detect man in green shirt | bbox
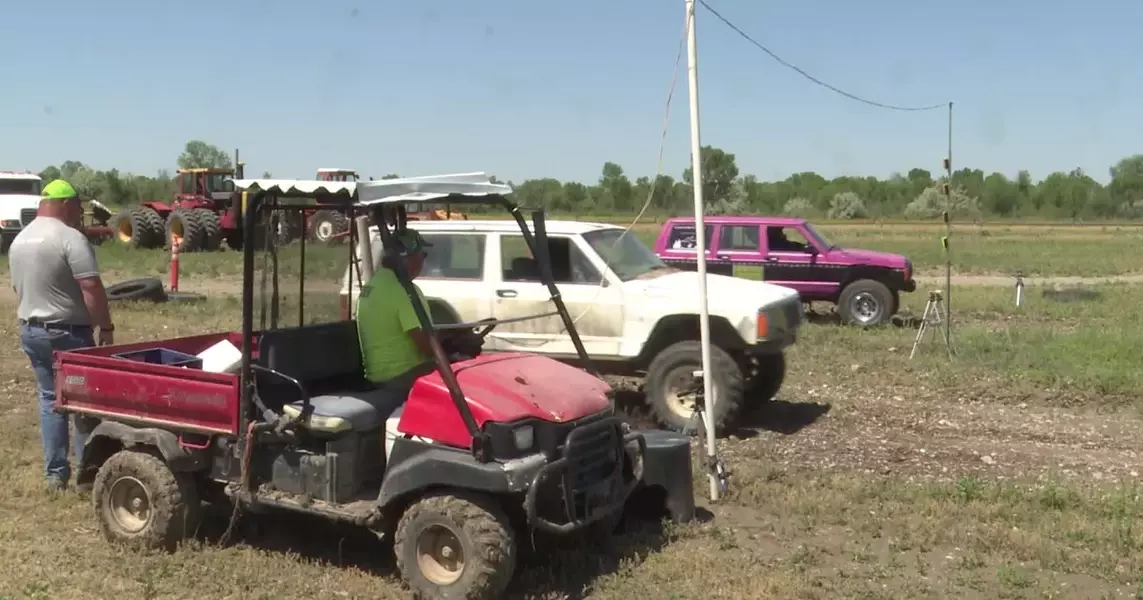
[356,230,436,385]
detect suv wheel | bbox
[745,352,786,405]
[644,340,744,433]
[838,279,893,326]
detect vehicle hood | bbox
[425,353,612,424]
[0,194,43,212]
[827,247,908,268]
[630,270,800,308]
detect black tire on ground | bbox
[91,449,201,551]
[394,491,516,600]
[106,278,167,302]
[644,340,744,433]
[192,208,223,251]
[166,208,205,253]
[0,234,14,255]
[744,352,786,407]
[165,291,207,303]
[112,207,164,249]
[838,279,894,327]
[307,209,350,245]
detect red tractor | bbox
[110,155,247,252]
[55,176,694,599]
[304,168,358,244]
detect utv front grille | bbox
[20,209,35,226]
[565,422,620,491]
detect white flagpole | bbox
[684,0,718,502]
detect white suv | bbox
[0,172,43,253]
[340,220,804,431]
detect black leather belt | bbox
[19,320,93,331]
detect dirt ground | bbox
[1,273,1141,598]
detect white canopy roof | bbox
[229,179,357,196]
[356,172,513,206]
[228,172,512,205]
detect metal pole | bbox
[944,102,953,352]
[684,0,718,502]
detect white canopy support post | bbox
[355,216,375,281]
[684,0,719,503]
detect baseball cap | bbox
[41,179,78,200]
[395,229,433,255]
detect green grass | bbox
[3,221,1142,282]
[787,282,1143,408]
[2,221,1143,598]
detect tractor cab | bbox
[316,168,359,182]
[176,167,239,203]
[55,173,693,600]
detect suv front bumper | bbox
[749,296,803,355]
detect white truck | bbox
[339,219,804,432]
[0,172,44,253]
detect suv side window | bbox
[666,224,713,250]
[718,225,759,251]
[765,226,810,253]
[501,235,601,284]
[419,233,485,280]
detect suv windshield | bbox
[0,179,41,195]
[802,222,836,249]
[582,228,669,282]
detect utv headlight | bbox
[513,425,535,451]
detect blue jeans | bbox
[19,323,95,484]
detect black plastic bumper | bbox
[523,418,646,534]
[748,330,797,356]
[626,429,695,523]
[901,279,917,293]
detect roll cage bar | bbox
[231,174,599,461]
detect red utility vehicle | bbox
[55,175,693,599]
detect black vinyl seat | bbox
[257,321,404,434]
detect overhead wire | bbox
[487,8,690,347]
[697,0,946,112]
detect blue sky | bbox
[3,0,1138,184]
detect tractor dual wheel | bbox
[644,340,744,433]
[307,209,349,245]
[112,206,165,249]
[166,208,207,253]
[92,449,201,551]
[395,492,516,600]
[192,208,223,251]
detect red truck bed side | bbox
[54,332,250,437]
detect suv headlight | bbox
[512,425,535,451]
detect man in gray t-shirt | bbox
[10,179,114,491]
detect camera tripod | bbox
[680,370,730,494]
[909,290,955,359]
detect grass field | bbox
[2,222,1143,599]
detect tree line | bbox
[35,140,1143,220]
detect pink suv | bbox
[654,216,915,326]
